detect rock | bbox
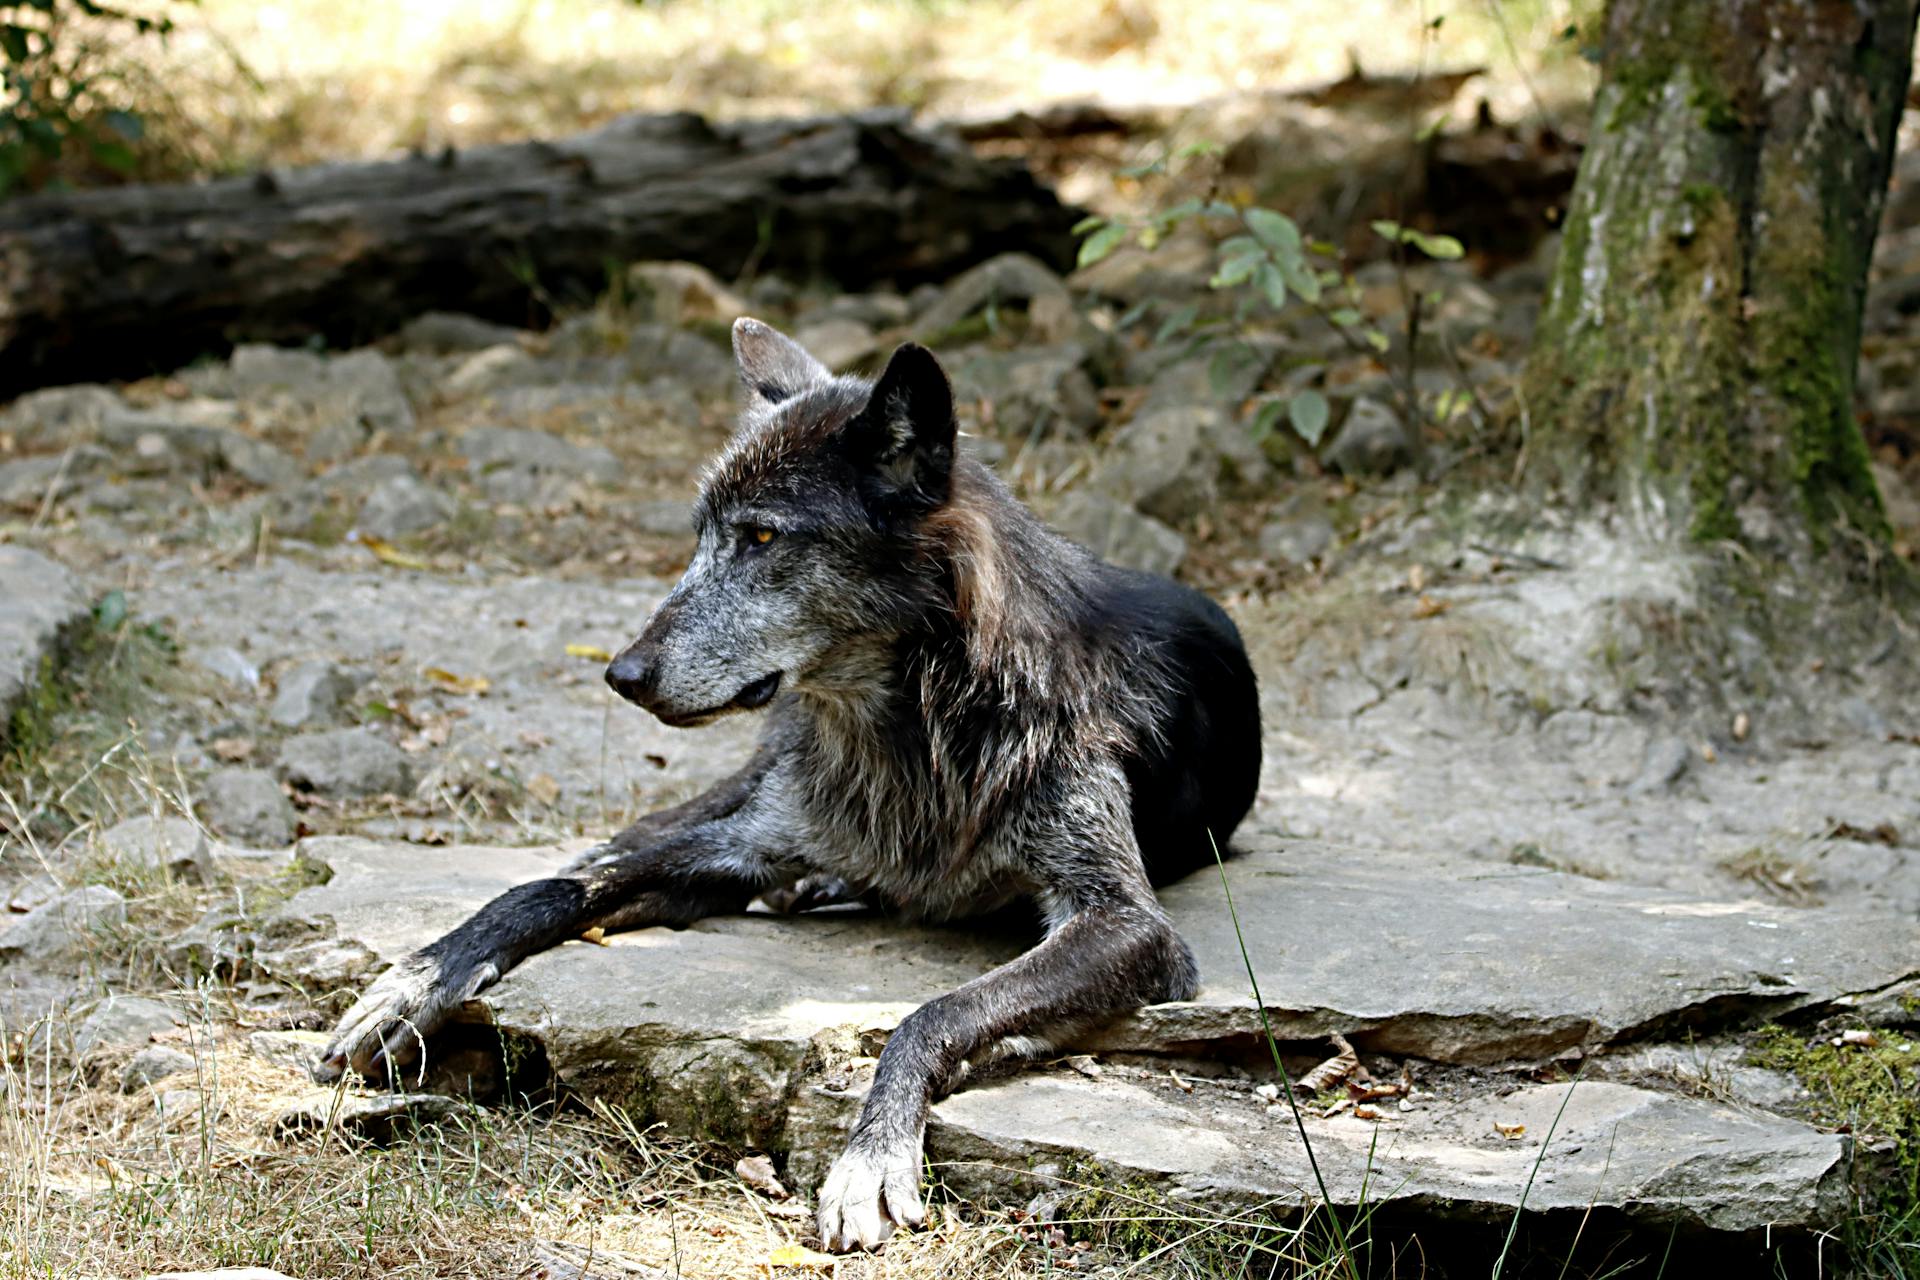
[792,317,881,371]
[1323,397,1413,476]
[269,660,362,729]
[1091,406,1268,525]
[623,498,693,536]
[1070,229,1214,304]
[122,1045,198,1092]
[394,311,527,355]
[1873,460,1919,530]
[1049,490,1186,576]
[163,904,255,976]
[278,727,413,797]
[0,546,90,748]
[250,1028,331,1076]
[272,838,1920,1122]
[99,815,215,882]
[947,344,1100,439]
[232,344,416,436]
[198,767,297,846]
[1630,735,1693,794]
[72,994,181,1056]
[355,473,455,539]
[912,252,1078,345]
[0,885,127,960]
[444,344,544,398]
[94,406,300,487]
[1258,494,1335,566]
[626,261,750,328]
[547,319,735,392]
[457,426,620,502]
[0,382,123,448]
[0,447,112,508]
[902,1073,1848,1236]
[1135,336,1281,419]
[273,1091,464,1143]
[183,644,261,691]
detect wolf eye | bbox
[740,526,778,550]
[753,527,776,544]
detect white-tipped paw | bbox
[816,1141,926,1252]
[313,953,497,1085]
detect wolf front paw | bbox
[313,951,498,1085]
[816,1139,926,1252]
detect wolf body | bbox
[319,319,1262,1251]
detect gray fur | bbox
[318,318,1260,1253]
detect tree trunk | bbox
[1522,0,1917,552]
[0,111,1081,397]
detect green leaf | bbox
[1176,140,1224,159]
[1245,207,1302,256]
[1154,302,1199,344]
[1328,307,1364,327]
[1278,254,1322,304]
[1077,222,1129,269]
[1408,230,1466,260]
[1117,158,1166,179]
[1071,214,1108,236]
[1289,390,1331,446]
[1254,261,1288,311]
[1210,254,1259,290]
[1218,234,1266,262]
[89,139,135,173]
[1371,219,1404,242]
[1366,330,1391,354]
[1250,397,1288,443]
[94,589,128,632]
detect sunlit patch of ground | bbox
[126,0,1597,174]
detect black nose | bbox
[605,648,657,704]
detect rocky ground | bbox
[3,170,1920,1276]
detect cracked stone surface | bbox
[0,545,90,744]
[263,834,1916,1229]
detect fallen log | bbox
[0,110,1082,395]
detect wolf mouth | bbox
[655,671,782,727]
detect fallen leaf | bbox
[353,532,432,571]
[1412,593,1450,619]
[526,773,561,805]
[766,1242,836,1269]
[566,643,614,662]
[1407,564,1427,593]
[1063,1054,1102,1079]
[1732,711,1751,742]
[1298,1033,1360,1093]
[1494,1122,1526,1140]
[1168,1070,1193,1093]
[736,1153,790,1201]
[423,667,490,696]
[1837,1029,1880,1048]
[210,736,254,763]
[1352,1104,1386,1120]
[580,927,607,946]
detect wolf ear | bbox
[733,317,830,408]
[845,342,956,509]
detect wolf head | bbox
[606,318,957,727]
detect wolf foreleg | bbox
[815,897,1196,1251]
[315,826,782,1085]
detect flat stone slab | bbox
[267,835,1912,1233]
[911,1069,1849,1233]
[0,545,89,746]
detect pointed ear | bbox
[733,317,830,408]
[845,342,956,510]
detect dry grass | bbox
[99,0,1597,179]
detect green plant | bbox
[1077,149,1480,458]
[1,0,191,194]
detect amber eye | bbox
[751,527,776,545]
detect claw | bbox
[816,1140,924,1252]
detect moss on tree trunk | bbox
[1523,0,1917,551]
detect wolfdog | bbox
[318,318,1262,1251]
